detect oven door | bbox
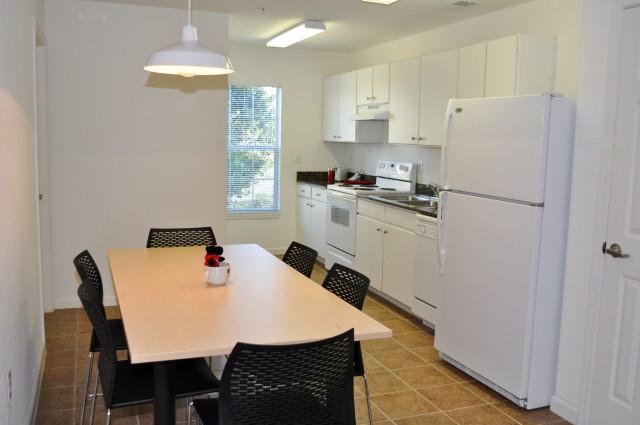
[326,191,357,256]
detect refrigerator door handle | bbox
[440,100,456,189]
[438,191,448,274]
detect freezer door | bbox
[435,191,542,398]
[442,95,551,204]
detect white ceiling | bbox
[98,0,534,52]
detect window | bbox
[227,85,282,213]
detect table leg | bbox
[153,361,176,425]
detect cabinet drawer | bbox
[358,199,385,221]
[311,186,327,203]
[297,184,311,198]
[384,206,416,231]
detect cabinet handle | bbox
[372,96,377,100]
[383,230,388,234]
[376,228,381,232]
[366,96,371,100]
[419,137,425,141]
[411,137,417,141]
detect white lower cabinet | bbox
[355,200,415,307]
[296,184,327,260]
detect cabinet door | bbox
[338,71,357,142]
[356,67,373,106]
[323,75,340,141]
[310,200,327,260]
[382,224,416,306]
[458,43,486,99]
[485,35,518,97]
[355,215,384,291]
[372,63,390,104]
[515,34,555,96]
[297,197,312,246]
[389,57,421,144]
[419,50,459,147]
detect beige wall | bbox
[227,45,356,252]
[0,0,45,423]
[44,0,229,307]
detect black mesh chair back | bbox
[73,250,106,316]
[281,241,318,278]
[219,329,355,425]
[77,282,117,409]
[322,263,370,311]
[146,226,216,248]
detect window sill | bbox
[227,211,281,220]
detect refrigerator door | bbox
[442,95,551,204]
[435,191,542,399]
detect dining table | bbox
[108,243,392,425]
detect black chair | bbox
[192,329,356,425]
[281,241,318,278]
[77,282,220,425]
[322,264,372,425]
[73,250,129,425]
[146,226,216,248]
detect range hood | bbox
[352,104,390,121]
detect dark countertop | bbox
[296,171,328,187]
[361,195,438,218]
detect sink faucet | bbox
[425,183,441,197]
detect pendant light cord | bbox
[187,0,192,26]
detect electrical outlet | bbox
[7,370,12,403]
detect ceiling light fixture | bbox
[266,20,326,48]
[144,0,233,77]
[361,0,399,5]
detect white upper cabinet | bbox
[485,36,518,97]
[323,71,356,142]
[357,64,390,105]
[419,50,459,147]
[389,57,421,144]
[458,42,487,99]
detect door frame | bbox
[575,0,640,423]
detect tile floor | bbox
[36,262,570,425]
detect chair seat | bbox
[111,358,220,408]
[90,319,128,352]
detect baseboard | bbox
[550,395,577,424]
[29,345,47,425]
[55,295,118,309]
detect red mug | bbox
[327,168,335,185]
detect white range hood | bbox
[352,104,390,121]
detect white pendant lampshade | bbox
[144,0,233,77]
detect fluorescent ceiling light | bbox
[266,20,326,48]
[362,0,399,5]
[144,0,233,77]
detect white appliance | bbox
[435,95,575,409]
[325,160,416,269]
[412,214,439,328]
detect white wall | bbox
[332,0,583,184]
[0,0,46,424]
[227,45,355,252]
[44,0,229,307]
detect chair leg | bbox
[187,397,193,425]
[79,351,94,425]
[362,374,374,425]
[105,408,111,425]
[89,369,100,425]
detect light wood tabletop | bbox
[108,244,392,364]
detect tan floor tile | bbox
[46,335,77,353]
[38,387,74,412]
[371,349,426,370]
[41,366,75,389]
[372,391,437,419]
[355,396,387,424]
[418,383,485,411]
[44,320,78,337]
[362,338,404,353]
[431,361,474,382]
[363,297,385,311]
[393,331,434,349]
[45,309,78,322]
[77,334,91,351]
[363,353,386,373]
[77,317,94,334]
[366,308,403,322]
[410,346,441,363]
[393,366,453,389]
[495,402,563,425]
[355,370,410,396]
[446,405,517,425]
[461,381,508,404]
[380,318,420,334]
[35,408,74,425]
[395,412,458,425]
[45,349,76,369]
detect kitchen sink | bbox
[367,194,438,210]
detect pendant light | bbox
[144,0,234,77]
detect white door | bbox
[355,215,384,291]
[458,43,486,99]
[382,223,416,306]
[442,95,550,204]
[419,50,459,147]
[485,35,518,98]
[311,200,327,260]
[389,57,420,144]
[435,191,542,399]
[357,67,373,106]
[338,71,357,142]
[372,63,390,104]
[323,75,340,141]
[587,5,640,424]
[297,196,312,246]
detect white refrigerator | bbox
[434,94,575,409]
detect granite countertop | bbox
[362,195,438,218]
[296,171,328,187]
